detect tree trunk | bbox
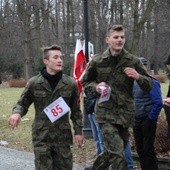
[130,0,155,55]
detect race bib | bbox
[44,97,70,123]
[98,86,111,104]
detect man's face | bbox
[43,50,63,74]
[106,30,125,53]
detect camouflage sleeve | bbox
[12,79,34,117]
[136,74,153,92]
[81,59,98,92]
[70,80,83,135]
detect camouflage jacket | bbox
[82,48,152,127]
[12,73,82,146]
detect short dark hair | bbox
[42,44,62,59]
[107,25,124,36]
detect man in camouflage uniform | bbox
[82,25,152,170]
[8,44,84,170]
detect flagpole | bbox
[82,0,92,138]
[83,0,89,63]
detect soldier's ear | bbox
[43,58,48,65]
[105,36,109,44]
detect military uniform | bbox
[12,72,82,170]
[82,48,152,170]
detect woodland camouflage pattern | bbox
[82,48,152,170]
[82,48,153,128]
[12,73,82,170]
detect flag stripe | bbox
[73,39,87,93]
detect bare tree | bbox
[0,0,170,78]
[16,0,37,79]
[130,0,155,55]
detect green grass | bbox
[0,88,34,151]
[160,81,168,98]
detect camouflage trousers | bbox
[34,145,73,170]
[93,123,129,170]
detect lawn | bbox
[0,88,33,151]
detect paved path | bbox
[0,146,84,170]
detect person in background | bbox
[133,57,163,170]
[82,25,152,170]
[163,54,170,139]
[84,87,104,155]
[124,141,134,170]
[8,44,84,170]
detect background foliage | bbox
[0,0,169,79]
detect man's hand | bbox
[96,82,108,94]
[8,113,21,128]
[164,98,170,107]
[74,135,84,148]
[124,67,140,80]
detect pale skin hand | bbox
[95,68,139,94]
[96,82,109,94]
[74,135,84,148]
[164,98,170,107]
[8,113,21,128]
[124,67,140,80]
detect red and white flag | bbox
[73,39,87,93]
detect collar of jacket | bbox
[102,48,129,59]
[101,48,133,65]
[35,72,69,92]
[100,48,137,71]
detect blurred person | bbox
[84,54,104,155]
[8,44,84,170]
[133,57,163,170]
[84,88,104,155]
[82,25,152,170]
[163,54,170,139]
[124,141,134,170]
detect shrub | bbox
[8,79,27,87]
[155,116,170,154]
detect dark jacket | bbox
[82,48,153,127]
[133,78,163,122]
[84,89,98,114]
